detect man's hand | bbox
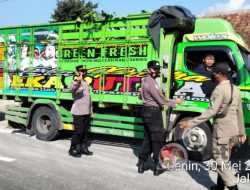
[175,98,184,104]
[179,120,189,129]
[239,135,247,144]
[75,76,82,83]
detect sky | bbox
[0,0,250,27]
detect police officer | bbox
[138,60,183,176]
[68,65,93,158]
[180,62,246,190]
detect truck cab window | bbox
[184,47,239,85]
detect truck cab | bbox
[167,18,250,160]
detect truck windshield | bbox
[239,47,250,75]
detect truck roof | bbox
[183,18,250,52]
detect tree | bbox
[51,0,98,23]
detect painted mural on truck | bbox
[0,26,58,95]
[58,43,149,96]
[0,30,213,100]
[0,30,150,97]
[58,43,148,97]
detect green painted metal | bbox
[93,113,143,123]
[90,126,144,138]
[183,18,249,51]
[5,115,26,125]
[5,105,29,111]
[0,13,153,105]
[0,11,249,140]
[91,120,143,131]
[5,105,28,126]
[174,40,250,128]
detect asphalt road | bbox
[0,100,250,190]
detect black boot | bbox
[153,162,164,176]
[227,185,238,190]
[81,146,93,156]
[69,148,81,158]
[210,185,224,190]
[210,175,225,190]
[138,159,145,173]
[69,144,81,158]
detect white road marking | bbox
[0,156,15,162]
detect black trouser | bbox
[139,107,165,163]
[70,114,91,152]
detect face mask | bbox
[82,72,87,78]
[150,70,160,78]
[154,71,160,78]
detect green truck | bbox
[0,7,249,160]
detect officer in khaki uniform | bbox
[180,62,246,190]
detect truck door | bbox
[173,42,242,161]
[174,43,238,103]
[239,47,250,128]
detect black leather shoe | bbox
[153,162,164,176]
[153,168,164,176]
[228,185,238,190]
[210,185,224,190]
[82,147,93,156]
[210,175,225,190]
[138,159,145,173]
[69,149,81,158]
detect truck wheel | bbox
[32,106,60,141]
[174,117,212,161]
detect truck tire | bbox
[32,106,60,141]
[174,117,212,161]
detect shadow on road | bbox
[86,133,160,172]
[186,161,215,189]
[4,117,33,136]
[88,133,142,151]
[59,132,159,172]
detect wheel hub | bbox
[191,135,197,142]
[182,126,207,151]
[37,115,52,134]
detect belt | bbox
[143,106,162,110]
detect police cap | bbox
[75,65,87,72]
[212,62,231,75]
[147,60,160,69]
